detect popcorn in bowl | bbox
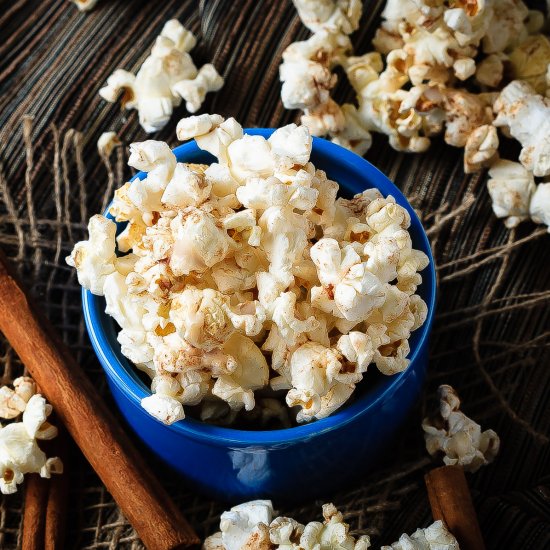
[68,116,430,427]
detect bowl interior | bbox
[83,129,436,445]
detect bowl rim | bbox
[82,128,436,446]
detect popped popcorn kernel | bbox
[69,119,429,426]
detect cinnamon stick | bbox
[45,425,69,550]
[22,475,49,550]
[425,465,486,550]
[0,251,200,550]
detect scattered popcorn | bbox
[381,520,459,550]
[0,380,62,495]
[66,215,118,295]
[68,118,429,426]
[282,0,550,230]
[172,64,224,114]
[97,131,122,158]
[463,124,498,174]
[493,80,550,177]
[423,384,500,473]
[487,160,536,228]
[0,377,36,420]
[529,182,550,232]
[204,500,372,550]
[291,0,362,35]
[99,20,223,133]
[508,34,550,95]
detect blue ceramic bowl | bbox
[82,129,436,503]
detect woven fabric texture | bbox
[0,0,549,548]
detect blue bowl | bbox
[82,129,436,503]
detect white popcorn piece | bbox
[381,520,459,550]
[0,392,62,495]
[529,182,550,232]
[13,377,37,405]
[336,331,374,374]
[487,159,536,228]
[310,238,385,322]
[162,164,212,208]
[71,0,98,11]
[330,104,372,156]
[169,288,234,351]
[494,80,550,177]
[212,333,269,411]
[99,20,222,133]
[141,394,185,425]
[161,18,197,53]
[423,384,500,472]
[268,124,312,168]
[178,116,243,164]
[214,500,274,550]
[373,337,410,375]
[228,135,275,182]
[269,515,305,547]
[169,208,234,276]
[442,89,494,148]
[286,503,371,549]
[463,124,498,174]
[280,31,350,107]
[172,64,224,114]
[286,342,356,422]
[176,113,225,141]
[475,54,505,88]
[97,131,121,158]
[483,0,529,54]
[70,119,429,426]
[204,501,372,550]
[291,0,362,35]
[66,215,117,295]
[0,377,37,426]
[301,98,346,137]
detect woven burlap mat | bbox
[0,1,548,548]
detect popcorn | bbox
[463,124,498,174]
[423,384,500,472]
[177,115,242,164]
[214,500,274,550]
[99,20,223,133]
[66,215,117,295]
[494,80,550,177]
[97,131,121,157]
[487,160,536,228]
[161,164,212,208]
[169,209,234,276]
[0,387,62,495]
[71,0,98,11]
[204,501,372,550]
[508,34,550,95]
[171,64,224,113]
[529,182,550,232]
[141,394,185,425]
[69,119,429,426]
[381,520,459,550]
[0,377,36,420]
[212,333,269,411]
[442,89,493,148]
[475,54,504,88]
[291,0,362,35]
[281,0,550,233]
[310,238,385,321]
